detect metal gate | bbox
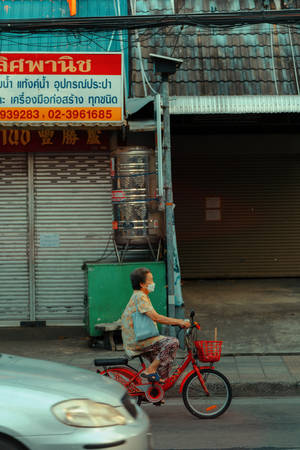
[0,151,113,325]
[0,154,30,322]
[34,152,113,323]
[173,137,300,279]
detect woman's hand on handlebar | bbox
[177,319,191,329]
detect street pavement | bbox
[0,333,299,397]
[1,278,300,397]
[145,397,300,450]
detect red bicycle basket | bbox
[195,340,223,362]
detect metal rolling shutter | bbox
[173,139,300,279]
[0,154,29,321]
[34,152,113,323]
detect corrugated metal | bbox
[135,0,259,14]
[169,95,300,114]
[0,0,127,20]
[0,154,29,320]
[34,152,113,322]
[173,134,300,279]
[0,0,128,82]
[131,1,300,96]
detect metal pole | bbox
[161,73,176,336]
[27,152,36,321]
[155,93,164,199]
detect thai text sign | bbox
[0,129,110,152]
[0,53,123,123]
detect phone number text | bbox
[0,107,122,121]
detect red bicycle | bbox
[94,312,232,419]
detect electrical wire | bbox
[1,18,300,96]
[170,0,175,14]
[113,0,128,104]
[1,22,300,50]
[130,0,147,96]
[0,27,162,53]
[78,32,115,51]
[3,12,300,35]
[270,23,279,95]
[288,24,300,94]
[113,171,157,178]
[106,30,116,51]
[2,21,294,40]
[129,0,158,95]
[170,24,184,57]
[83,232,116,263]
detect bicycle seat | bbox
[94,357,128,366]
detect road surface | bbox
[143,397,300,450]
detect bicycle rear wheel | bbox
[182,368,232,419]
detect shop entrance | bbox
[0,149,113,325]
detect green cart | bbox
[83,261,167,347]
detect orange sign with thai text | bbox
[0,53,123,124]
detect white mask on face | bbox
[147,283,155,293]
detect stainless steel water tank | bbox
[111,146,163,245]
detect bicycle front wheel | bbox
[182,368,232,419]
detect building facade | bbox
[0,0,128,325]
[128,0,300,279]
[3,0,300,326]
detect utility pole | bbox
[162,72,175,324]
[150,54,182,336]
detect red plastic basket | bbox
[194,340,223,363]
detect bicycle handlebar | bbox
[189,310,200,330]
[190,310,195,326]
[184,311,201,337]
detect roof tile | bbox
[131,1,300,97]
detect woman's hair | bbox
[130,267,150,290]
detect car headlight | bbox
[51,399,127,428]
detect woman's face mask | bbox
[147,282,155,293]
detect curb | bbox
[222,352,300,357]
[165,381,300,398]
[231,381,300,397]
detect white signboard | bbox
[40,233,60,248]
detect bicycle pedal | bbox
[153,400,165,406]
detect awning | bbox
[169,96,300,115]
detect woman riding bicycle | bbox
[121,267,190,383]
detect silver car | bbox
[0,354,150,450]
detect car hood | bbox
[0,354,125,405]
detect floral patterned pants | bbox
[142,337,179,379]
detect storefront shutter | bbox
[173,134,300,278]
[34,152,113,323]
[0,154,30,321]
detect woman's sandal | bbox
[141,372,164,383]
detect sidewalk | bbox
[0,334,299,397]
[182,278,300,354]
[1,278,300,397]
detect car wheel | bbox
[0,436,25,449]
